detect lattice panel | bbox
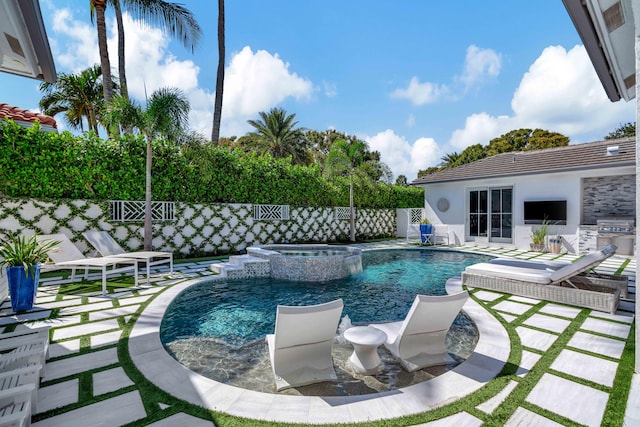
[334,207,354,220]
[253,204,290,221]
[0,197,397,257]
[110,201,175,222]
[409,208,425,224]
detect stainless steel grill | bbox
[596,216,635,255]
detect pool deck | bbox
[2,240,636,426]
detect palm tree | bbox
[90,0,113,103]
[104,87,190,250]
[211,0,225,144]
[39,65,107,133]
[91,0,202,103]
[439,152,460,168]
[246,108,309,165]
[324,139,371,242]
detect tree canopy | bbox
[418,128,570,177]
[604,122,636,140]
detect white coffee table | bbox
[343,326,387,374]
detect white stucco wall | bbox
[418,165,635,252]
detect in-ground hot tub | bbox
[246,244,362,281]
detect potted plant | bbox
[0,234,58,312]
[529,220,550,252]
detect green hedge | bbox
[0,120,423,208]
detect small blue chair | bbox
[420,224,435,245]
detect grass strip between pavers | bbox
[28,263,637,426]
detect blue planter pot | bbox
[6,264,40,312]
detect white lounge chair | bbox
[266,299,343,391]
[37,234,139,296]
[0,364,42,415]
[369,291,469,372]
[83,231,173,284]
[0,326,50,362]
[462,245,622,313]
[489,244,618,272]
[0,335,46,377]
[0,383,35,427]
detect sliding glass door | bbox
[490,188,512,243]
[467,187,512,243]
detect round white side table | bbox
[343,326,387,375]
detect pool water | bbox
[161,249,492,396]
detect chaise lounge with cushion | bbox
[83,231,173,285]
[462,245,621,313]
[37,234,139,296]
[488,244,628,298]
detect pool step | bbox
[210,255,271,279]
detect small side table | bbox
[343,326,387,374]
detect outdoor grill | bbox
[596,216,635,255]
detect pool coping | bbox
[129,275,510,424]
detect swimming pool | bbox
[160,249,493,395]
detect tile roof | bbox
[0,103,57,129]
[412,137,636,185]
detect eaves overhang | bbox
[0,0,56,83]
[563,0,635,102]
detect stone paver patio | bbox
[0,240,635,426]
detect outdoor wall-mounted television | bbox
[524,200,567,225]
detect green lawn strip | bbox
[518,402,586,427]
[486,309,594,425]
[32,361,127,422]
[602,322,635,427]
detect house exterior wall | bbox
[419,165,635,253]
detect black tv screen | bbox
[524,200,567,225]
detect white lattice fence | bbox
[0,198,397,256]
[110,200,175,222]
[409,208,425,224]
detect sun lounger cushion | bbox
[548,250,608,283]
[464,263,553,285]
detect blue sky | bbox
[1,0,635,180]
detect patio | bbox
[2,240,636,426]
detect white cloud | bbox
[458,45,501,89]
[46,9,314,139]
[406,114,415,128]
[221,46,314,136]
[50,9,99,72]
[365,130,442,180]
[391,45,500,106]
[447,45,635,150]
[390,77,449,106]
[322,81,337,98]
[449,113,511,150]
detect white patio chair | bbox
[0,364,42,415]
[83,231,173,284]
[0,326,50,362]
[0,335,47,377]
[0,383,35,427]
[266,299,343,391]
[369,291,469,372]
[37,234,139,296]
